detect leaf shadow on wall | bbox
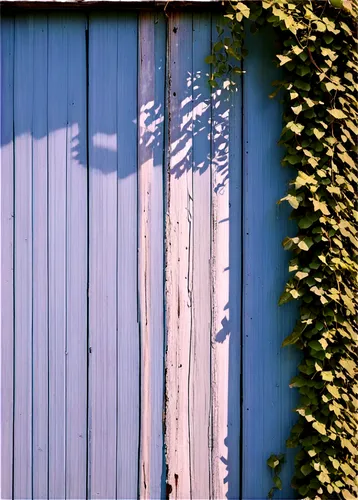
[1,12,241,500]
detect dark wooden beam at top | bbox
[0,0,227,12]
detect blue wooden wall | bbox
[0,10,299,499]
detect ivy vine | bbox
[208,1,357,499]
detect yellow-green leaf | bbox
[328,108,347,119]
[236,2,251,18]
[313,128,325,140]
[321,371,334,382]
[327,384,340,398]
[292,104,302,115]
[313,421,327,435]
[319,338,328,350]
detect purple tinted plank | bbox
[149,13,166,497]
[13,16,33,498]
[116,13,140,499]
[225,50,242,500]
[65,14,88,500]
[88,14,118,499]
[242,26,300,500]
[0,16,14,500]
[32,15,49,499]
[48,16,68,499]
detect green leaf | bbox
[313,128,325,140]
[298,214,317,229]
[312,199,330,215]
[304,98,316,108]
[313,421,327,435]
[327,384,340,398]
[294,80,311,91]
[277,54,292,66]
[328,108,347,119]
[295,271,309,280]
[205,55,215,65]
[267,455,279,469]
[287,121,304,135]
[321,371,334,382]
[338,151,356,169]
[318,338,328,350]
[292,104,302,115]
[236,2,251,18]
[280,194,301,209]
[282,329,302,347]
[273,476,282,490]
[298,238,313,251]
[301,464,313,476]
[278,290,293,305]
[309,340,322,351]
[339,358,356,377]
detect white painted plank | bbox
[88,15,118,498]
[210,83,231,500]
[65,15,88,500]
[32,15,49,499]
[138,11,165,500]
[165,12,193,500]
[189,12,212,500]
[13,16,33,498]
[0,16,14,500]
[48,16,68,499]
[116,13,140,499]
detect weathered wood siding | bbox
[1,10,298,499]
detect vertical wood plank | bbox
[226,67,242,500]
[189,12,212,500]
[65,15,88,500]
[242,26,299,500]
[211,82,231,500]
[116,13,140,499]
[138,11,166,500]
[165,12,193,500]
[48,16,68,499]
[88,15,118,499]
[13,16,33,498]
[32,15,49,499]
[0,16,14,500]
[209,11,244,492]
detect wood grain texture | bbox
[1,12,301,499]
[209,16,244,496]
[48,17,68,499]
[13,16,33,498]
[0,16,14,500]
[138,11,166,500]
[210,81,231,500]
[165,12,193,500]
[242,26,299,500]
[189,12,212,500]
[64,15,87,500]
[116,13,140,500]
[225,60,242,500]
[32,15,49,499]
[88,15,118,499]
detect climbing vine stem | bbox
[208,1,357,498]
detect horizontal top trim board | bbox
[0,0,243,11]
